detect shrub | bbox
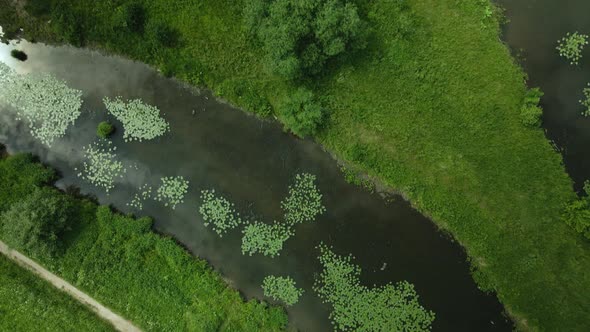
[199,189,242,236]
[10,49,28,61]
[241,221,293,257]
[0,187,73,258]
[557,32,589,65]
[314,244,435,331]
[262,275,303,306]
[281,173,326,225]
[279,87,325,137]
[579,83,590,117]
[122,2,146,34]
[245,0,368,80]
[151,24,180,48]
[96,121,114,138]
[520,88,544,127]
[562,199,590,239]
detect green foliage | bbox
[520,88,544,127]
[97,121,115,138]
[103,96,170,142]
[562,199,590,239]
[580,83,590,117]
[5,0,590,329]
[262,275,303,306]
[245,0,367,79]
[279,87,325,137]
[78,140,127,193]
[557,32,589,65]
[281,173,326,225]
[314,244,435,331]
[155,176,189,209]
[121,2,146,34]
[0,187,73,259]
[150,24,180,48]
[241,221,293,257]
[199,189,242,236]
[0,62,83,146]
[10,49,28,61]
[0,155,288,331]
[0,255,114,331]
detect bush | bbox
[0,187,73,258]
[96,121,114,138]
[122,2,146,34]
[10,49,28,61]
[520,88,544,127]
[562,199,590,239]
[150,24,180,48]
[245,0,368,80]
[279,87,325,137]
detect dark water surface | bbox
[0,42,511,331]
[498,0,590,192]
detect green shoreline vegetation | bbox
[0,254,114,331]
[1,0,589,330]
[0,153,287,331]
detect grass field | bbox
[0,254,114,331]
[0,0,589,330]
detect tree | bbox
[96,121,115,138]
[279,87,325,137]
[1,188,74,258]
[562,181,590,239]
[245,0,367,80]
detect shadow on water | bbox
[497,0,590,192]
[0,41,512,331]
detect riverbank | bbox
[0,253,114,331]
[0,153,287,331]
[1,0,589,330]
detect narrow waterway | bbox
[498,0,590,192]
[0,42,511,331]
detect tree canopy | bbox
[245,0,368,80]
[1,187,74,258]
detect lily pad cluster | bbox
[241,221,293,257]
[557,32,589,65]
[103,96,170,142]
[580,83,590,117]
[127,184,153,210]
[156,176,189,209]
[198,189,242,236]
[0,62,83,146]
[78,140,126,193]
[314,244,435,331]
[281,173,326,225]
[262,275,303,306]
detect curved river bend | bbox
[0,42,511,331]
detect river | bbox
[0,40,511,331]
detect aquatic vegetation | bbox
[281,173,326,225]
[127,184,153,210]
[520,88,544,127]
[103,96,170,142]
[77,140,126,193]
[0,62,83,146]
[198,189,242,236]
[580,84,590,117]
[155,176,189,209]
[96,121,115,138]
[262,275,303,306]
[241,221,293,257]
[314,244,435,331]
[557,32,589,65]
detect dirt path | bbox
[0,240,142,332]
